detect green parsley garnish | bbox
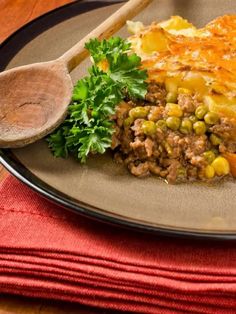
[47,37,148,162]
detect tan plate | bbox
[1,0,236,239]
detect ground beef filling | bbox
[111,82,235,183]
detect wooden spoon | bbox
[0,0,152,148]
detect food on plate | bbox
[48,15,236,183]
[48,37,147,161]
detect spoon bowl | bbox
[0,60,72,147]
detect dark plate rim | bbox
[0,0,235,240]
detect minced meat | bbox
[111,83,234,183]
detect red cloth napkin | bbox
[1,175,236,313]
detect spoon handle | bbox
[58,0,152,72]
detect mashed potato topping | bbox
[128,16,236,124]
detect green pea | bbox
[156,119,167,131]
[177,167,187,178]
[204,112,220,125]
[141,121,156,136]
[166,117,181,131]
[180,119,193,134]
[203,151,216,164]
[129,106,149,119]
[210,133,222,145]
[166,91,177,103]
[195,105,208,120]
[211,148,219,156]
[193,121,207,135]
[124,117,134,127]
[189,115,198,124]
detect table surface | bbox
[0,1,119,313]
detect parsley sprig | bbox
[47,37,147,162]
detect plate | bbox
[1,0,236,239]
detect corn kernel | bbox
[166,103,183,117]
[211,157,230,176]
[178,87,192,95]
[205,165,215,179]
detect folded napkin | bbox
[1,175,236,313]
